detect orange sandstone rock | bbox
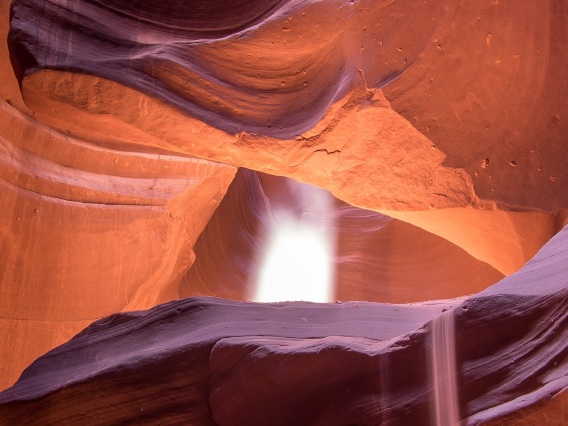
[0,0,236,391]
[181,170,505,303]
[19,69,565,276]
[0,103,235,390]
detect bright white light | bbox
[255,221,334,303]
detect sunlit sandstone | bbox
[0,0,566,423]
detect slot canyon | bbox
[0,0,567,424]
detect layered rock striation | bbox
[7,0,568,277]
[0,0,236,390]
[0,0,567,423]
[180,169,506,304]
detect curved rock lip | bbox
[8,0,345,138]
[0,227,566,425]
[9,0,568,213]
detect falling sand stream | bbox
[432,307,460,426]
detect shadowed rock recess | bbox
[0,0,567,424]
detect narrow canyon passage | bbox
[180,169,506,304]
[0,0,567,424]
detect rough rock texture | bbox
[0,101,235,392]
[382,0,568,211]
[10,0,568,212]
[0,226,566,425]
[7,0,568,277]
[181,169,505,303]
[0,0,237,391]
[482,391,568,426]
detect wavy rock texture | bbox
[179,168,271,301]
[181,169,505,303]
[7,0,568,278]
[1,0,567,423]
[482,392,568,426]
[0,0,236,391]
[0,226,566,426]
[0,98,235,391]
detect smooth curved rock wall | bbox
[0,0,236,391]
[7,0,567,278]
[181,169,505,303]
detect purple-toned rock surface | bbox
[8,0,568,211]
[0,227,566,425]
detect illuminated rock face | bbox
[181,169,505,304]
[0,0,567,424]
[7,0,568,278]
[0,0,236,391]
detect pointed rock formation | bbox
[181,169,505,303]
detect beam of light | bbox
[254,183,335,303]
[431,307,460,426]
[255,222,333,302]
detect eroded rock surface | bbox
[1,226,566,425]
[1,0,567,423]
[0,98,236,391]
[181,169,505,303]
[0,0,236,391]
[7,0,568,278]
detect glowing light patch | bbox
[255,222,334,303]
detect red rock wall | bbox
[0,0,566,423]
[7,0,567,279]
[1,225,567,425]
[181,169,505,303]
[0,0,236,391]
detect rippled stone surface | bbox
[1,226,566,425]
[0,0,567,423]
[0,0,236,391]
[8,0,568,276]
